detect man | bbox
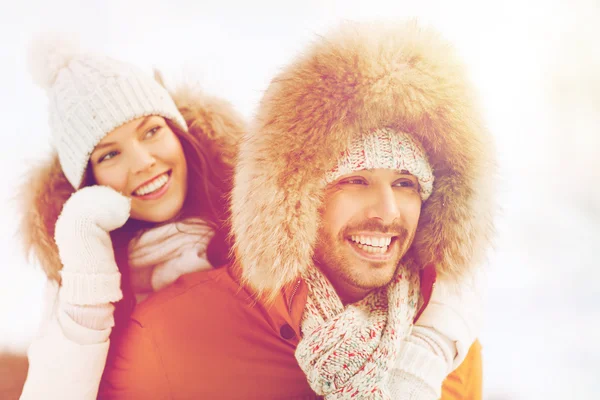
[100,21,494,399]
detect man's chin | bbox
[344,259,399,288]
[335,270,397,303]
[314,256,398,303]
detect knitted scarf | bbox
[127,218,214,300]
[295,265,420,399]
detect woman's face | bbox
[89,116,188,223]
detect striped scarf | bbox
[295,265,420,399]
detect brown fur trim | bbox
[232,21,496,299]
[20,77,245,281]
[168,81,243,173]
[19,154,73,282]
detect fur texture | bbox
[20,77,245,282]
[232,21,496,299]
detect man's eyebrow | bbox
[363,168,411,175]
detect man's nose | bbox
[365,185,400,224]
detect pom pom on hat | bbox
[28,32,80,90]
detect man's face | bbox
[313,168,422,304]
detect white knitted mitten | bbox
[415,272,483,370]
[388,273,484,399]
[55,185,131,305]
[388,329,450,400]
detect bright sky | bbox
[1,1,598,399]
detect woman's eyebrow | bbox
[135,115,153,131]
[93,141,117,151]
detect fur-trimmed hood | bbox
[20,77,246,282]
[232,21,496,298]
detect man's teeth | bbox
[350,235,392,247]
[134,173,169,196]
[350,235,392,254]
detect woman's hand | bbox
[54,185,130,305]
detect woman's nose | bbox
[130,144,156,174]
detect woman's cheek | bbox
[95,169,130,197]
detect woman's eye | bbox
[98,151,119,163]
[144,126,161,139]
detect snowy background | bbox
[1,0,599,399]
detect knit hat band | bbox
[325,128,434,200]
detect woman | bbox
[18,35,244,399]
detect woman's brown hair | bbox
[106,118,237,325]
[107,119,234,256]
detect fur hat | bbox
[232,20,496,298]
[28,34,188,188]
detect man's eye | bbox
[99,151,119,163]
[394,180,416,188]
[341,178,367,185]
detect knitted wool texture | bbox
[128,218,214,296]
[295,265,420,399]
[325,128,434,201]
[29,35,187,188]
[54,186,130,305]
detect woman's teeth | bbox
[134,173,169,196]
[350,235,392,254]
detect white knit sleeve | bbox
[388,369,439,400]
[388,271,485,399]
[415,271,484,369]
[20,281,111,400]
[388,332,450,400]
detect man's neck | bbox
[338,287,372,306]
[313,262,373,305]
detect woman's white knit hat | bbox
[28,34,188,189]
[325,128,434,200]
